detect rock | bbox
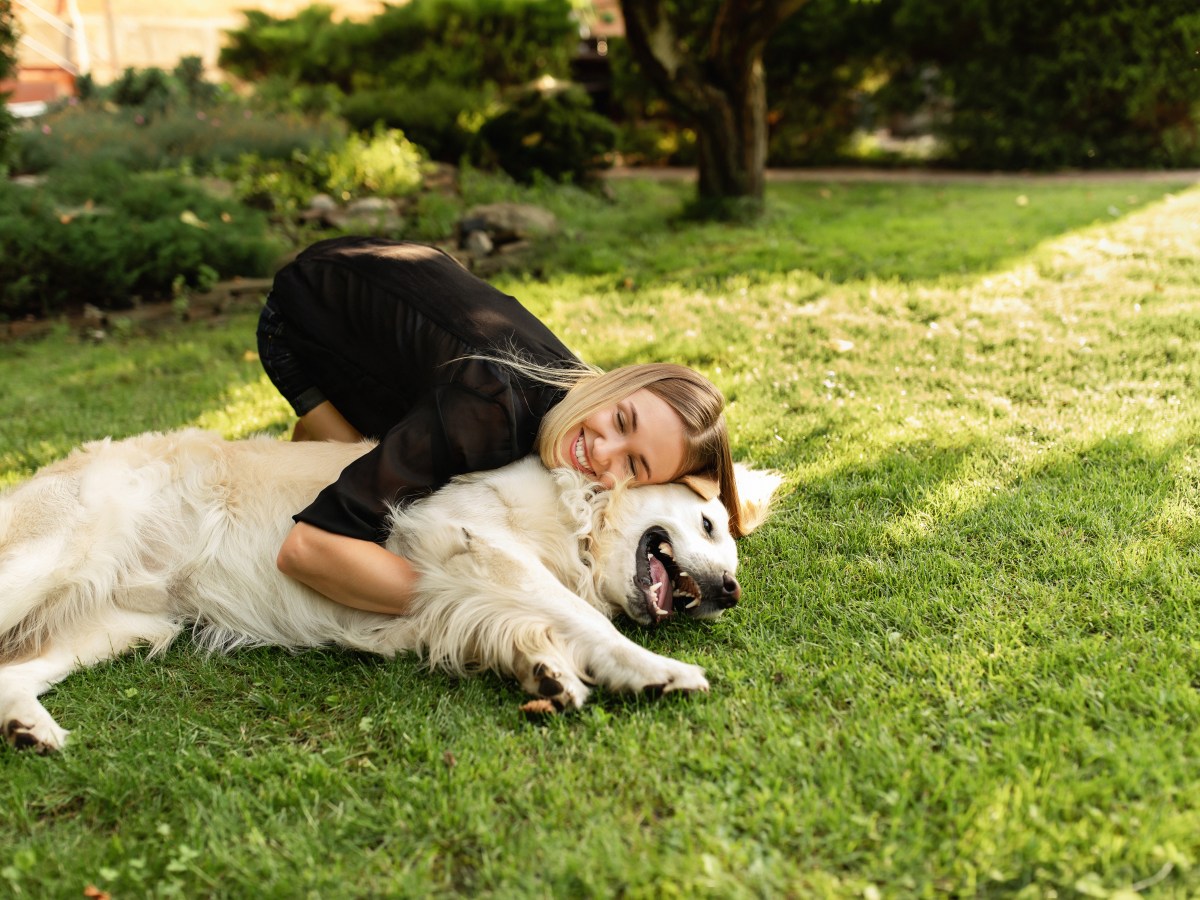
[325,197,405,234]
[345,197,394,215]
[308,193,338,213]
[464,229,494,256]
[458,202,558,246]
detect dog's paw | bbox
[591,643,710,698]
[640,659,709,697]
[517,659,590,711]
[3,711,69,754]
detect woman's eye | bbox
[616,411,626,432]
[628,457,637,479]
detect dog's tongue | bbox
[648,555,672,614]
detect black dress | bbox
[265,236,579,543]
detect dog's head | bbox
[592,483,741,627]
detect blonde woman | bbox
[258,237,743,615]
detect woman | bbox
[258,236,743,615]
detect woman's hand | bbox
[276,522,418,615]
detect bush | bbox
[764,0,895,165]
[340,82,495,163]
[475,83,617,184]
[361,0,575,90]
[225,126,427,212]
[0,167,280,318]
[10,103,345,176]
[322,127,428,198]
[884,0,1200,169]
[221,0,576,94]
[219,6,354,87]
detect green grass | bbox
[2,175,1200,897]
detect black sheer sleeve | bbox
[295,376,532,543]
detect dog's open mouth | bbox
[635,528,703,624]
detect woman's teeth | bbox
[574,433,594,475]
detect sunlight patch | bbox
[189,377,291,439]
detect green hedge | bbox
[606,0,1200,170]
[0,169,280,318]
[220,0,575,93]
[220,0,581,171]
[884,0,1200,168]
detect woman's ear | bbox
[733,464,784,535]
[680,473,720,501]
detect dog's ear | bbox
[680,473,720,501]
[734,464,784,535]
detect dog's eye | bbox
[702,515,714,536]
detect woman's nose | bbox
[591,437,627,479]
[592,433,623,462]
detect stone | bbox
[459,203,558,245]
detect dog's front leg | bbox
[550,610,710,699]
[412,539,707,708]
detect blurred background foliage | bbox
[2,0,1197,319]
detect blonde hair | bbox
[485,355,747,537]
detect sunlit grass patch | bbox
[2,176,1199,897]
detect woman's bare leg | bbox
[293,401,364,443]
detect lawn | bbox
[2,174,1199,897]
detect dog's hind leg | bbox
[511,647,592,710]
[0,610,180,753]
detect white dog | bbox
[0,430,778,752]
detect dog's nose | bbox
[717,572,741,608]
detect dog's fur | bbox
[0,430,778,752]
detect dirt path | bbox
[605,166,1200,185]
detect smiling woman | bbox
[257,237,746,620]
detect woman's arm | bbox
[276,522,418,615]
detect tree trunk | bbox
[620,0,806,214]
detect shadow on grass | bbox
[589,179,1196,286]
[760,430,1199,645]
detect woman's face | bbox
[558,388,688,488]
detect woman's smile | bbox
[558,389,687,487]
[571,429,596,476]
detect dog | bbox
[0,429,779,752]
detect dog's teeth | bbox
[656,607,669,617]
[650,582,662,593]
[686,598,701,609]
[679,571,689,578]
[659,542,674,558]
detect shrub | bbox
[10,103,345,176]
[340,82,495,163]
[220,6,357,87]
[224,127,427,216]
[475,83,617,184]
[884,0,1200,169]
[221,0,576,94]
[322,127,428,198]
[361,0,575,90]
[0,167,280,318]
[763,0,895,165]
[223,152,324,218]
